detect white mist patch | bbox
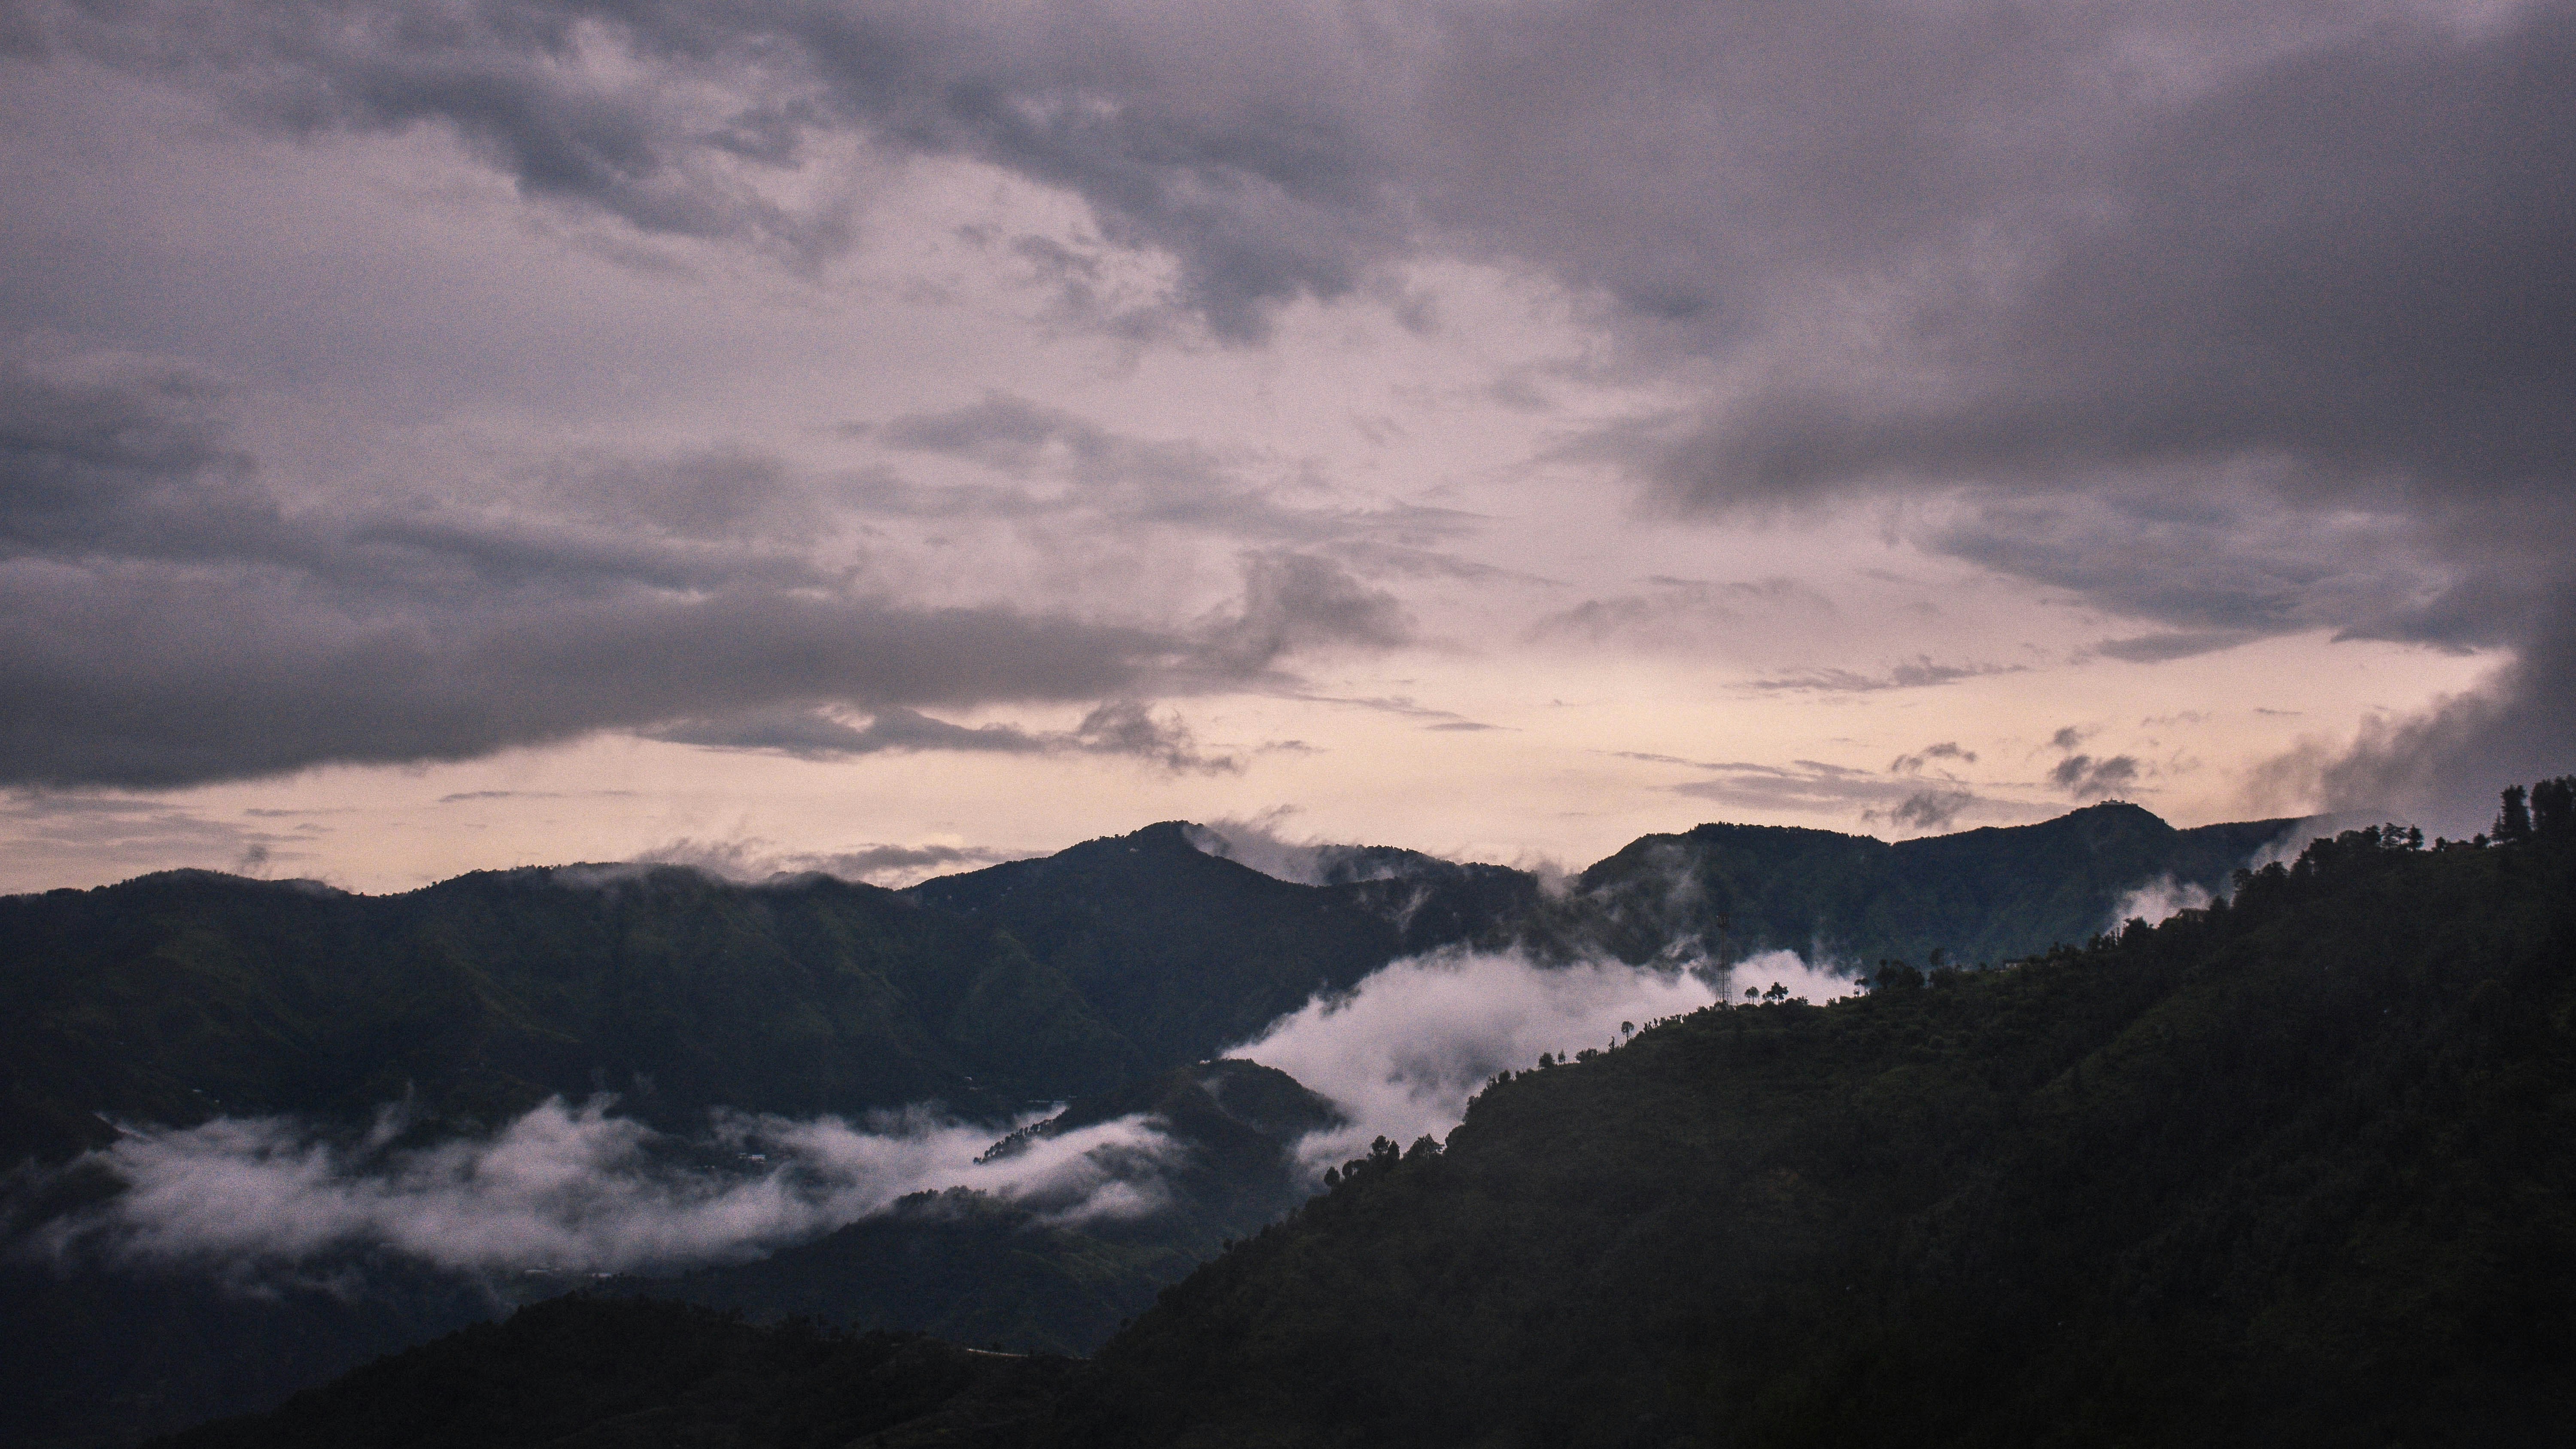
[2105,874,2215,931]
[1184,816,1410,886]
[31,1097,1177,1278]
[1719,947,1863,1007]
[1227,949,1725,1170]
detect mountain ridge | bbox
[0,801,2323,1446]
[122,799,2576,1448]
[1,803,2305,1172]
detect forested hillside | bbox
[903,821,1536,1066]
[1528,801,2293,969]
[2,805,2296,1175]
[1097,810,2576,1446]
[2,801,2348,1446]
[136,785,2576,1448]
[0,827,1525,1173]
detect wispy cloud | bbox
[1744,658,2025,693]
[1229,950,1723,1170]
[632,837,1029,888]
[28,1098,1180,1280]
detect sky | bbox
[1,0,2567,894]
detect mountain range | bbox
[1,802,2290,1170]
[1,800,2326,1446]
[146,796,2576,1448]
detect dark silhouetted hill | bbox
[1094,811,2576,1446]
[143,1296,1096,1449]
[902,821,1522,1066]
[1526,800,2298,969]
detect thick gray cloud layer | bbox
[0,348,1393,787]
[5,0,2570,821]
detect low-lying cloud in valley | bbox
[1227,947,1849,1169]
[27,1097,1179,1280]
[16,945,1867,1287]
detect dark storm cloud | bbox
[0,791,265,866]
[12,0,2572,820]
[647,699,1235,772]
[865,392,1480,543]
[1063,700,1236,772]
[815,841,1013,878]
[1706,11,2576,503]
[0,565,1168,787]
[12,0,1413,337]
[1192,550,1413,675]
[0,352,1377,787]
[1745,658,2023,694]
[2050,754,2144,800]
[1923,491,2465,649]
[0,352,291,564]
[1631,753,2007,831]
[1641,0,2575,523]
[1888,742,1975,775]
[1596,6,2575,821]
[634,836,1025,884]
[2259,598,2576,827]
[1617,746,2016,835]
[2090,631,2262,665]
[1659,758,2020,835]
[536,447,817,538]
[644,704,1048,758]
[1525,576,1829,650]
[1876,790,1973,833]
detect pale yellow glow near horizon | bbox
[0,628,2497,897]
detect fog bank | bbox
[1225,948,1843,1169]
[27,1097,1176,1279]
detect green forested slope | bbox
[1094,818,2576,1447]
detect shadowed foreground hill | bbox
[161,803,2576,1447]
[1098,817,2575,1446]
[150,1297,1094,1449]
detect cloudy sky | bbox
[1,0,2566,893]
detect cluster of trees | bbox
[2497,775,2576,842]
